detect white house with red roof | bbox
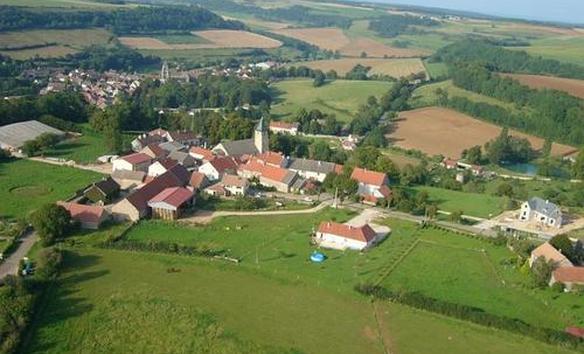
[350,167,391,205]
[239,157,300,193]
[255,151,286,167]
[221,174,249,196]
[315,221,380,251]
[189,146,215,163]
[269,121,299,136]
[112,153,152,172]
[59,202,109,230]
[148,186,194,220]
[147,158,178,177]
[199,156,239,181]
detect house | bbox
[286,158,342,183]
[189,171,210,191]
[213,117,268,156]
[239,158,300,193]
[204,183,229,197]
[441,158,458,170]
[221,174,249,196]
[148,158,178,177]
[140,143,168,160]
[255,151,286,167]
[131,133,165,152]
[189,146,215,163]
[83,177,120,204]
[148,186,194,220]
[520,197,563,228]
[550,267,584,291]
[112,165,189,221]
[0,120,65,153]
[315,222,380,251]
[148,128,168,137]
[529,242,573,268]
[269,121,299,136]
[112,153,152,172]
[111,170,146,190]
[199,156,239,181]
[165,130,200,146]
[59,202,108,229]
[167,150,197,169]
[351,167,391,204]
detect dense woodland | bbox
[369,14,439,38]
[433,40,584,79]
[0,5,243,34]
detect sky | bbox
[362,0,584,24]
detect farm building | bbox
[111,170,146,190]
[351,168,391,205]
[269,121,299,135]
[189,146,215,163]
[221,174,249,196]
[59,202,109,229]
[112,153,152,172]
[140,143,168,159]
[287,158,342,183]
[550,267,584,291]
[148,159,178,177]
[83,177,120,204]
[255,151,286,167]
[204,183,229,197]
[529,242,573,268]
[199,156,239,181]
[315,222,380,251]
[159,141,186,153]
[239,158,301,193]
[0,120,65,152]
[166,130,201,146]
[168,150,197,169]
[520,197,563,229]
[131,133,165,152]
[189,172,210,191]
[148,187,194,220]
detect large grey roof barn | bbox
[527,197,562,219]
[0,120,64,150]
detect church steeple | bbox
[254,117,268,153]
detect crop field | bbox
[290,58,426,78]
[389,107,577,158]
[271,79,392,122]
[413,186,504,218]
[501,73,584,99]
[272,27,427,58]
[0,28,113,59]
[120,30,282,50]
[0,159,102,219]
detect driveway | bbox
[0,231,38,280]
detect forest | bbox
[0,5,243,34]
[369,14,439,38]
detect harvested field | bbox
[0,45,77,60]
[389,107,576,158]
[292,58,426,78]
[120,30,282,50]
[272,27,426,58]
[501,73,584,99]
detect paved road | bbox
[0,231,38,280]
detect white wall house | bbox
[520,197,563,228]
[315,222,380,251]
[112,153,152,172]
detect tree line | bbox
[369,14,439,38]
[0,5,243,34]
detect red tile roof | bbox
[532,243,573,267]
[189,172,209,189]
[122,152,152,165]
[155,158,178,170]
[269,121,299,130]
[141,143,167,159]
[209,156,239,174]
[553,267,584,284]
[59,202,105,225]
[222,174,248,188]
[189,146,214,161]
[126,169,185,211]
[318,222,377,243]
[255,151,285,166]
[149,187,193,208]
[241,158,290,183]
[351,167,387,187]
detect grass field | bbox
[379,223,584,330]
[501,73,584,99]
[0,0,132,8]
[0,28,112,59]
[271,79,392,122]
[514,37,584,66]
[0,159,102,219]
[390,107,576,158]
[290,58,426,78]
[413,186,505,218]
[379,148,422,168]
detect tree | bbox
[462,145,482,164]
[30,203,71,246]
[21,139,40,157]
[449,210,463,224]
[530,256,556,288]
[426,204,438,220]
[549,234,575,262]
[0,148,10,162]
[362,127,386,148]
[351,146,380,170]
[313,70,325,87]
[495,182,514,197]
[309,140,332,161]
[375,156,400,181]
[572,148,584,179]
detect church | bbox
[212,117,269,157]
